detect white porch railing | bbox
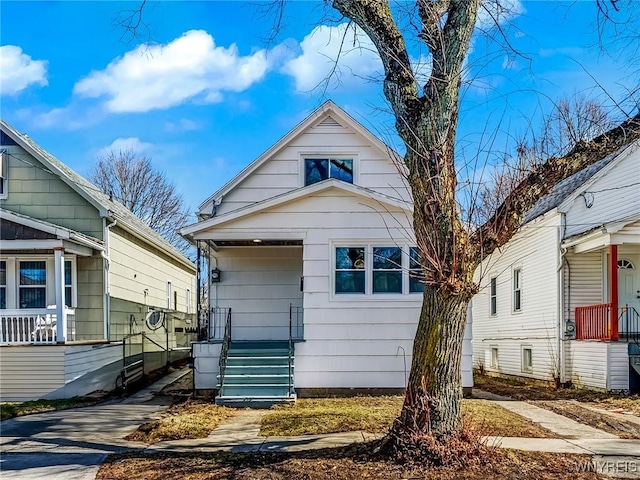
[0,307,76,345]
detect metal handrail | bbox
[218,308,232,390]
[288,303,294,397]
[620,305,640,344]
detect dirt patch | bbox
[97,448,607,480]
[125,399,235,444]
[161,370,193,396]
[533,400,640,439]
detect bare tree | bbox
[477,95,616,221]
[90,149,191,253]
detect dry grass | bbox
[96,448,607,480]
[463,399,556,438]
[590,397,640,415]
[0,397,102,421]
[125,399,235,444]
[260,396,402,436]
[260,396,556,438]
[474,372,638,404]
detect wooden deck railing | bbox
[575,303,612,340]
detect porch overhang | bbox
[562,218,640,254]
[1,208,105,255]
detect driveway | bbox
[0,369,185,480]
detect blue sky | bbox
[1,1,638,215]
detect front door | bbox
[618,253,640,335]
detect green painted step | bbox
[215,395,296,408]
[226,357,290,367]
[225,365,291,375]
[221,384,291,397]
[220,374,290,385]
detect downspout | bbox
[557,213,567,385]
[101,218,117,340]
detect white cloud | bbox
[74,30,272,113]
[0,45,48,96]
[164,118,200,133]
[282,23,383,92]
[100,137,152,155]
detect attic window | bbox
[305,158,353,186]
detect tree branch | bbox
[472,111,640,263]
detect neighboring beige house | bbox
[0,120,197,401]
[181,101,474,406]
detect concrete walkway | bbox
[0,368,189,480]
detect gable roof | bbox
[197,100,399,212]
[0,119,194,271]
[523,139,639,223]
[182,178,412,236]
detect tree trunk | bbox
[391,285,471,440]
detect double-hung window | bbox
[0,261,6,309]
[64,260,73,307]
[19,261,47,308]
[335,247,366,294]
[490,277,497,316]
[373,247,402,293]
[513,268,522,312]
[305,158,354,186]
[334,245,424,296]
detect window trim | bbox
[331,242,424,300]
[489,276,498,316]
[512,267,522,313]
[490,345,499,369]
[299,152,359,187]
[166,281,172,310]
[18,260,48,309]
[521,345,533,373]
[186,288,191,314]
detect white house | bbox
[0,120,197,400]
[472,138,640,392]
[181,101,474,405]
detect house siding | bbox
[563,144,640,238]
[472,212,562,382]
[0,346,66,400]
[210,118,410,217]
[0,145,103,239]
[564,250,603,322]
[566,341,629,391]
[75,253,105,341]
[108,226,196,314]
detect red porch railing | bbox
[575,303,612,340]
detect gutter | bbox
[557,213,568,385]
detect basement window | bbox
[521,346,533,373]
[490,346,499,369]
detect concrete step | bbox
[226,356,291,367]
[225,365,292,375]
[215,394,296,408]
[220,374,291,385]
[221,384,292,397]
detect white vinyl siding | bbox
[563,143,640,238]
[566,341,629,391]
[472,212,561,381]
[205,115,411,217]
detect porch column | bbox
[609,244,619,341]
[54,247,68,343]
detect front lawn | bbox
[125,399,235,444]
[260,396,557,438]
